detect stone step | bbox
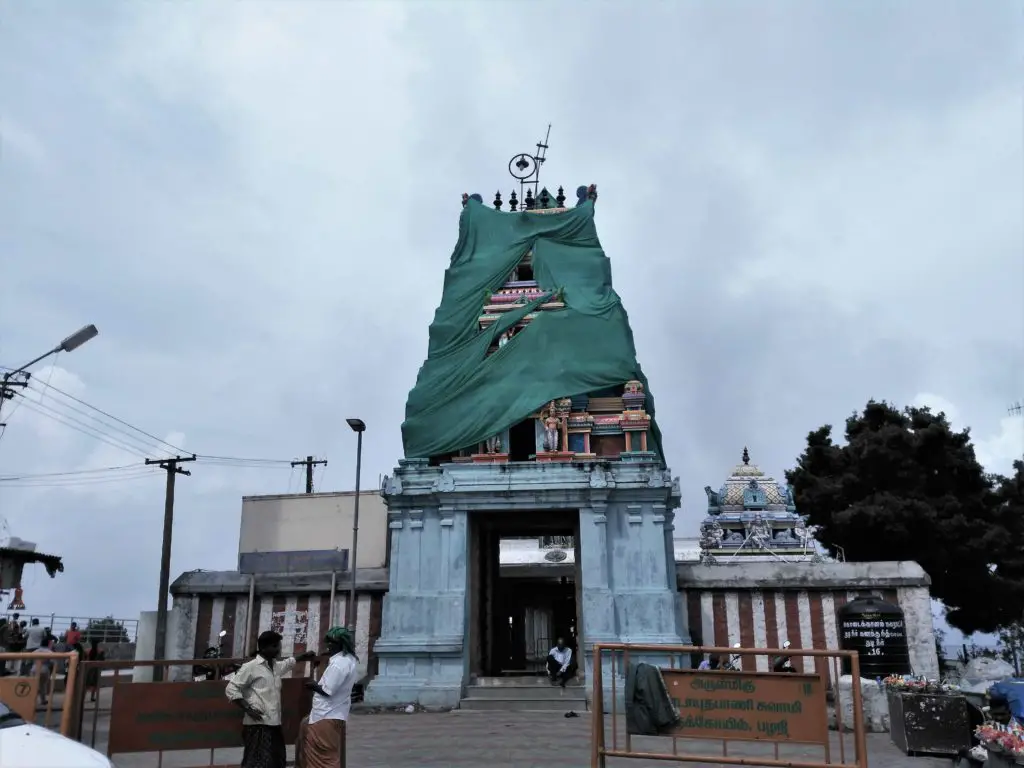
[471,676,582,687]
[459,695,587,712]
[463,684,586,700]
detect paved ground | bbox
[60,689,952,768]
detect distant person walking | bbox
[85,639,105,702]
[226,630,315,768]
[65,622,82,647]
[20,618,45,675]
[297,627,359,768]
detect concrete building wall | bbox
[238,491,388,569]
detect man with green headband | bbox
[298,626,358,768]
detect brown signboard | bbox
[661,669,829,744]
[0,676,38,722]
[108,679,312,754]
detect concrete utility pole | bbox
[147,454,196,681]
[345,419,366,627]
[291,455,327,494]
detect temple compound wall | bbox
[160,557,939,695]
[680,561,939,682]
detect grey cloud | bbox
[0,1,1019,622]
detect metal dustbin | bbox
[888,691,972,756]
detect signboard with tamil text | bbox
[836,596,911,677]
[107,679,312,754]
[661,669,829,743]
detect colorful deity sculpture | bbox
[543,403,561,452]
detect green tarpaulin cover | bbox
[402,196,663,461]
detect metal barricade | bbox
[591,643,869,768]
[71,657,321,768]
[0,650,80,735]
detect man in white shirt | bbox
[226,630,315,768]
[298,627,359,768]
[20,618,46,675]
[546,637,576,688]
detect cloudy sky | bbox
[0,2,1021,635]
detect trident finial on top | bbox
[507,125,552,201]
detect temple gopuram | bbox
[698,448,819,564]
[364,145,688,709]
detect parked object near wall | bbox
[887,688,971,756]
[837,676,890,732]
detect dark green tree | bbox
[786,400,1023,634]
[82,616,130,644]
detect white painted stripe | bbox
[233,596,249,658]
[335,595,347,629]
[821,592,839,684]
[774,592,789,651]
[725,591,741,650]
[279,596,298,657]
[306,596,322,654]
[699,592,715,649]
[355,595,371,676]
[797,591,814,673]
[258,596,273,634]
[208,597,225,650]
[751,591,768,672]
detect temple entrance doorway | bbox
[467,509,582,678]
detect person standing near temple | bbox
[226,630,315,768]
[298,627,359,768]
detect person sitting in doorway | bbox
[546,637,576,687]
[697,653,721,671]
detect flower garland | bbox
[879,674,961,695]
[977,722,1024,756]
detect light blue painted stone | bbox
[363,458,692,710]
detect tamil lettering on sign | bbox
[0,676,38,722]
[836,596,911,677]
[271,609,309,644]
[107,679,311,754]
[662,670,829,743]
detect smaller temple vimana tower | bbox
[365,138,689,709]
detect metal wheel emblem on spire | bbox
[507,124,551,201]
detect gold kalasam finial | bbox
[742,447,750,465]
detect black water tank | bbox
[836,595,912,679]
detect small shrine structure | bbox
[699,448,818,564]
[0,536,64,610]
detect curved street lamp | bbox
[0,324,99,425]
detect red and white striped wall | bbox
[682,587,907,681]
[175,592,383,678]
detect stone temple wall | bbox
[678,560,939,681]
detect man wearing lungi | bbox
[298,627,359,768]
[227,630,316,768]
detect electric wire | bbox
[22,375,186,456]
[23,382,176,457]
[0,365,312,486]
[0,463,141,481]
[13,396,155,458]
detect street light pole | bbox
[345,418,365,627]
[0,324,99,427]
